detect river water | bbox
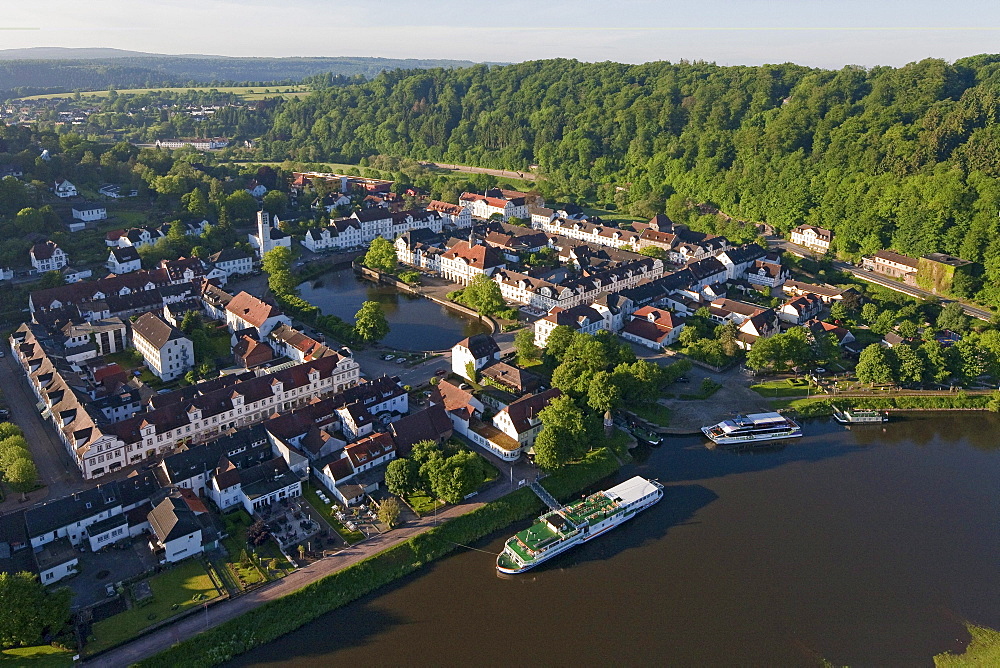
[297,269,490,351]
[233,413,1000,666]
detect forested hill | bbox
[0,55,480,95]
[259,56,1000,304]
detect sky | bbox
[5,0,1000,68]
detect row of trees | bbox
[0,423,38,501]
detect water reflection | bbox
[298,269,490,351]
[231,414,1000,667]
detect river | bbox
[297,269,490,351]
[233,413,1000,666]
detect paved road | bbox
[0,352,83,510]
[769,239,994,320]
[87,473,533,667]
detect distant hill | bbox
[0,52,485,96]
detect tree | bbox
[897,319,919,339]
[182,187,209,217]
[353,301,390,342]
[587,370,622,413]
[918,340,951,385]
[36,271,64,290]
[362,236,397,273]
[180,310,204,335]
[937,302,970,333]
[534,394,587,470]
[0,571,72,648]
[5,458,36,500]
[13,208,43,235]
[262,190,287,217]
[514,327,540,364]
[247,519,270,547]
[544,325,575,362]
[0,423,21,440]
[385,458,420,497]
[746,336,781,372]
[639,246,666,260]
[378,497,402,528]
[224,190,258,224]
[428,450,485,504]
[861,303,880,324]
[829,301,849,321]
[462,274,504,318]
[893,344,925,386]
[855,344,895,385]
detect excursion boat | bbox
[496,477,664,574]
[701,411,802,446]
[832,406,889,424]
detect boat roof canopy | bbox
[604,476,660,506]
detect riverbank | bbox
[773,392,1000,418]
[135,449,620,667]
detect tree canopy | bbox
[353,300,390,342]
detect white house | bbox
[131,312,194,381]
[314,432,397,505]
[72,202,107,222]
[439,240,506,285]
[459,190,528,221]
[53,179,77,198]
[492,388,561,451]
[533,303,612,347]
[620,307,686,350]
[246,182,268,198]
[61,266,92,284]
[778,294,824,325]
[427,200,472,228]
[790,225,832,253]
[107,246,142,274]
[147,496,204,564]
[452,334,501,380]
[208,248,254,277]
[30,241,68,273]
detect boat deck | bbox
[564,492,619,526]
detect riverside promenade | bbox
[87,479,520,667]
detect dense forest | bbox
[0,55,479,97]
[243,56,1000,306]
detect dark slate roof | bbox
[457,334,500,360]
[132,312,185,350]
[387,405,453,456]
[148,495,201,542]
[25,484,122,538]
[159,424,270,484]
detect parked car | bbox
[383,354,395,361]
[396,357,406,364]
[676,376,690,383]
[435,369,447,376]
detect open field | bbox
[19,86,310,101]
[0,645,74,666]
[87,560,220,655]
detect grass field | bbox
[20,86,310,101]
[0,645,74,666]
[935,623,1000,667]
[87,560,220,655]
[406,492,445,516]
[630,401,672,427]
[751,378,819,398]
[301,480,366,544]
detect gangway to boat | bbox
[529,480,561,511]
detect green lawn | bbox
[630,402,671,427]
[751,379,819,398]
[204,329,232,360]
[580,206,643,225]
[936,623,1000,667]
[104,349,144,370]
[0,646,74,666]
[87,560,220,655]
[220,513,265,589]
[406,492,445,516]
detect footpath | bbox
[86,479,519,667]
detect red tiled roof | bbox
[226,292,282,328]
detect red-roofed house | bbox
[225,292,291,340]
[439,240,506,284]
[620,307,687,349]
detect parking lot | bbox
[64,538,159,609]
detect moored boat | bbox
[832,406,889,424]
[701,411,802,446]
[496,476,664,574]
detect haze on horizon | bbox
[5,0,1000,69]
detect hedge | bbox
[138,449,619,667]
